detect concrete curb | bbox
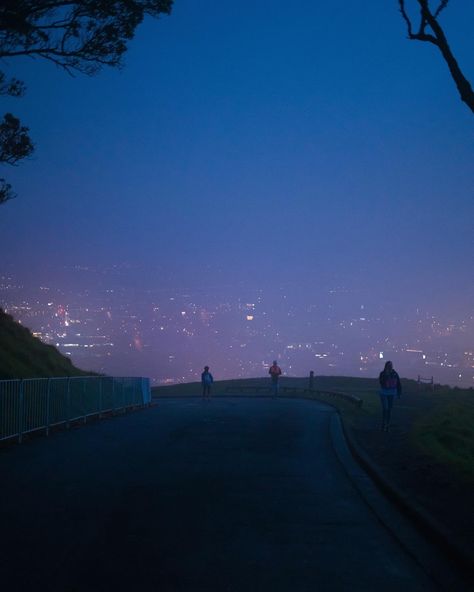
[340,418,474,583]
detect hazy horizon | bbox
[2,261,472,388]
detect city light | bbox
[1,269,472,387]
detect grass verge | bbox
[413,392,474,481]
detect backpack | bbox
[381,371,398,389]
[386,375,398,389]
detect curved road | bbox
[0,397,438,591]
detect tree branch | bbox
[0,1,173,75]
[399,0,414,37]
[421,1,474,113]
[399,0,474,115]
[434,1,449,19]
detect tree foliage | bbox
[0,0,173,74]
[399,0,474,115]
[0,0,173,204]
[0,113,34,165]
[0,113,34,203]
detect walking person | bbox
[378,360,402,432]
[269,360,282,398]
[201,365,214,401]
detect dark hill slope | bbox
[0,309,88,379]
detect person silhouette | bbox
[378,360,402,431]
[268,360,282,397]
[201,365,214,400]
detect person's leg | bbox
[385,395,394,429]
[379,395,388,429]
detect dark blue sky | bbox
[1,1,473,306]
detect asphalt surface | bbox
[0,397,441,591]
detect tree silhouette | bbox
[399,0,474,115]
[0,69,33,203]
[0,113,34,204]
[0,0,173,204]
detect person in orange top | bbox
[268,360,282,397]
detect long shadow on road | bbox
[0,397,440,591]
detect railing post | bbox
[66,377,71,429]
[18,379,24,444]
[46,378,51,436]
[82,379,87,424]
[112,378,116,415]
[98,378,103,419]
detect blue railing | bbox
[0,376,151,443]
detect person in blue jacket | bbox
[378,360,402,432]
[201,366,214,400]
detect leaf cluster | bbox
[0,0,173,74]
[0,113,34,203]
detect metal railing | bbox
[224,384,363,406]
[0,376,151,443]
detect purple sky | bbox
[0,1,473,381]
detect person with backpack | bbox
[201,366,214,400]
[269,360,282,397]
[378,360,402,432]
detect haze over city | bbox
[1,262,473,387]
[1,1,473,386]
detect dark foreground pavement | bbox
[0,398,444,591]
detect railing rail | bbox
[224,384,363,407]
[0,376,151,443]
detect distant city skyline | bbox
[1,264,472,388]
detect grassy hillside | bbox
[0,309,90,379]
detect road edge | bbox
[328,410,473,589]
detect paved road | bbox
[0,398,438,591]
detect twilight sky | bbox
[1,1,473,308]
